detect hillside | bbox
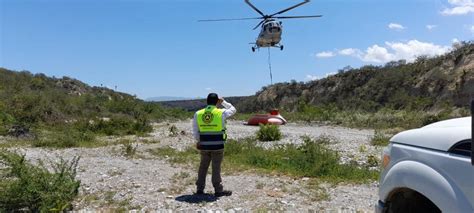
[236,41,474,113]
[0,68,188,138]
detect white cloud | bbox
[205,87,212,91]
[452,38,460,43]
[306,75,320,81]
[333,40,451,63]
[384,40,450,62]
[471,25,474,34]
[362,45,395,63]
[426,25,437,30]
[315,51,335,58]
[388,23,405,31]
[306,72,337,81]
[441,0,474,15]
[338,48,360,56]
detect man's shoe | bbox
[215,190,232,197]
[195,190,204,195]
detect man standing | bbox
[193,93,236,197]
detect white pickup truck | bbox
[376,103,473,213]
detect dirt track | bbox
[9,120,382,212]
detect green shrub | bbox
[121,140,137,158]
[150,137,378,183]
[366,155,379,167]
[0,150,80,212]
[225,137,378,183]
[0,125,7,136]
[370,130,391,146]
[256,124,282,141]
[168,125,179,137]
[33,125,95,148]
[84,117,152,136]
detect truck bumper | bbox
[375,200,385,213]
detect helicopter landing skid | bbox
[251,44,284,52]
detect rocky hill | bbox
[0,69,188,136]
[235,41,474,113]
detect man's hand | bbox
[217,97,224,106]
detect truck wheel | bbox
[387,190,440,213]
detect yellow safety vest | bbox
[196,105,226,150]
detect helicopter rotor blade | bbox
[270,0,310,16]
[198,17,263,22]
[273,15,322,19]
[245,0,266,17]
[252,19,265,30]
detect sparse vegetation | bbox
[366,155,379,167]
[282,105,460,130]
[148,146,199,165]
[256,182,265,189]
[371,130,391,146]
[150,137,379,183]
[168,125,179,137]
[0,150,80,212]
[233,42,473,129]
[0,68,192,147]
[225,137,378,183]
[121,140,138,158]
[256,124,282,141]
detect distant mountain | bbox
[158,96,248,112]
[146,96,196,102]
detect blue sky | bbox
[1,0,473,99]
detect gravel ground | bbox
[5,120,382,212]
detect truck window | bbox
[448,140,472,157]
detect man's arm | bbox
[221,99,237,120]
[192,112,200,141]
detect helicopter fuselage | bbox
[255,20,282,48]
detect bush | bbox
[121,140,137,158]
[84,117,153,136]
[168,125,179,137]
[151,137,378,183]
[34,126,95,148]
[256,124,282,141]
[224,137,378,183]
[0,150,81,212]
[370,130,391,146]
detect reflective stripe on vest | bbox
[196,106,226,149]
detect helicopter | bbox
[199,0,322,52]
